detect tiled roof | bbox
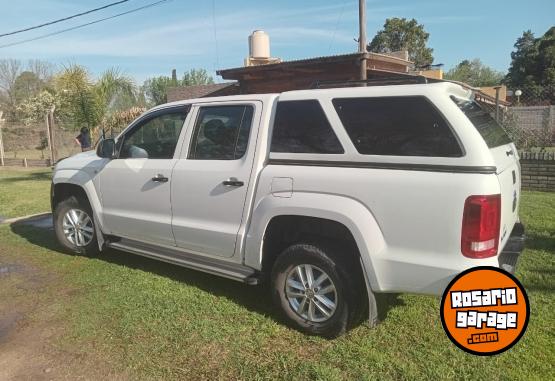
[167,83,237,102]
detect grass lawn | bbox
[0,169,553,380]
[0,167,52,218]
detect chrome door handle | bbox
[152,174,169,183]
[222,178,244,187]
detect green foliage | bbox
[14,71,44,104]
[95,68,140,126]
[368,18,434,67]
[444,59,505,87]
[17,90,60,125]
[182,68,215,86]
[142,75,177,106]
[55,64,101,129]
[143,68,215,106]
[506,27,555,102]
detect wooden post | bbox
[494,86,501,122]
[45,111,54,165]
[48,106,57,163]
[0,111,5,166]
[358,0,367,81]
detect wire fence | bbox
[0,121,81,165]
[477,85,554,150]
[0,107,145,167]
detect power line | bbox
[328,0,348,53]
[0,0,171,49]
[0,0,131,38]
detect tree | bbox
[27,59,55,84]
[142,76,177,106]
[95,68,138,118]
[17,90,60,125]
[13,71,44,104]
[505,30,539,89]
[444,59,505,87]
[143,68,215,106]
[55,64,101,129]
[505,27,555,102]
[368,18,434,67]
[0,59,23,119]
[182,68,214,86]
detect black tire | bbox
[271,242,369,338]
[53,196,99,257]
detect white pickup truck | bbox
[51,81,525,337]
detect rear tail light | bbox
[461,194,501,258]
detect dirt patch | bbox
[0,251,127,380]
[0,264,25,277]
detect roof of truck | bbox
[155,81,471,111]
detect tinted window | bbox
[333,96,462,157]
[189,105,254,160]
[451,97,512,148]
[271,100,344,154]
[120,110,187,159]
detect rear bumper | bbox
[498,222,525,274]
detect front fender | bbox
[52,169,106,248]
[245,192,386,291]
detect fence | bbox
[0,120,82,167]
[498,86,555,149]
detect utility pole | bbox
[358,0,367,81]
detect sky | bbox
[0,0,553,84]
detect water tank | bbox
[249,30,270,59]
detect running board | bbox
[106,239,260,285]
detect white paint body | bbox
[52,83,521,295]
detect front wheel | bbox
[271,242,367,338]
[54,196,99,256]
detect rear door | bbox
[170,102,260,258]
[453,98,520,249]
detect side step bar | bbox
[106,239,260,285]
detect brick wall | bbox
[519,152,555,192]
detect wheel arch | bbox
[244,192,386,291]
[52,169,105,249]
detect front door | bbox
[171,103,259,257]
[98,107,188,246]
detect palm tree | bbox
[55,64,100,129]
[95,68,138,117]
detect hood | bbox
[54,150,108,172]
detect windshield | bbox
[451,96,512,148]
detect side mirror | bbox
[97,138,117,159]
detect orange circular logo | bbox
[440,267,529,356]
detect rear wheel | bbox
[271,242,367,338]
[54,196,99,256]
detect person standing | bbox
[75,127,91,152]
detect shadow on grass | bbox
[523,232,555,253]
[10,222,279,320]
[0,171,52,183]
[10,222,404,331]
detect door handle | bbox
[222,178,244,187]
[152,174,169,183]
